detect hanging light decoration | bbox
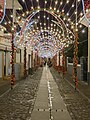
[73,0,79,90]
[0,0,6,24]
[11,31,16,89]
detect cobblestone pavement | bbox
[50,68,90,120]
[65,73,90,99]
[0,81,10,96]
[0,68,42,120]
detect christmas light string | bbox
[0,0,88,58]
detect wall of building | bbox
[16,51,20,63]
[67,63,81,80]
[6,52,10,75]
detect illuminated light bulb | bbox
[80,18,82,21]
[59,31,61,33]
[1,29,4,32]
[63,17,66,20]
[31,6,34,9]
[82,29,85,33]
[76,28,78,32]
[38,16,40,19]
[26,11,29,14]
[36,0,39,2]
[14,25,16,28]
[51,11,54,13]
[8,21,11,24]
[54,24,56,27]
[68,18,71,21]
[78,0,80,2]
[51,24,53,26]
[57,10,59,13]
[38,6,40,9]
[59,15,60,17]
[80,12,83,16]
[12,27,14,31]
[22,0,25,2]
[4,22,7,25]
[22,13,25,17]
[70,36,73,39]
[35,21,37,24]
[48,27,50,29]
[67,13,69,16]
[86,9,89,13]
[72,4,74,7]
[11,15,13,18]
[41,27,43,30]
[18,16,20,19]
[66,0,69,3]
[45,1,47,4]
[54,7,56,11]
[19,7,22,10]
[75,11,77,14]
[50,7,52,9]
[71,26,74,29]
[66,23,69,26]
[47,17,49,20]
[71,22,74,25]
[55,1,58,5]
[62,9,64,12]
[0,9,3,12]
[60,2,63,5]
[89,24,90,28]
[44,15,46,18]
[79,25,82,28]
[76,22,78,26]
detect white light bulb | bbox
[22,0,25,2]
[82,30,85,33]
[72,4,74,7]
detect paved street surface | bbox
[31,66,72,120]
[50,67,90,120]
[0,68,42,120]
[0,80,10,96]
[0,67,90,120]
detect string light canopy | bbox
[0,0,89,58]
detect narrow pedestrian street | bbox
[0,66,90,120]
[0,0,90,120]
[31,66,72,120]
